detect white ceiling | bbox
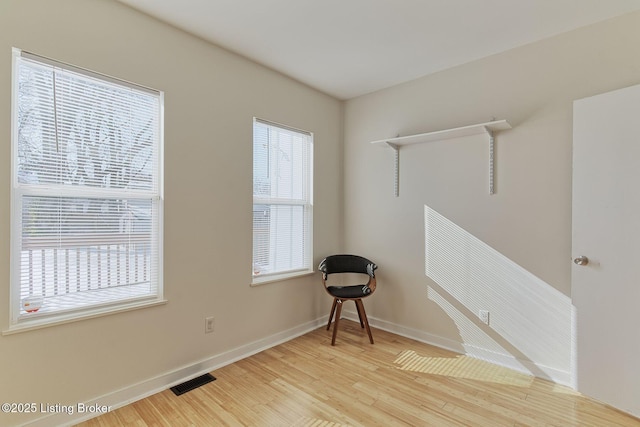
[118,0,640,100]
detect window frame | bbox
[251,118,314,286]
[7,49,165,333]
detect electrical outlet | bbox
[205,317,215,333]
[479,310,490,325]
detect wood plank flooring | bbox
[77,320,640,426]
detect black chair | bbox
[319,255,378,345]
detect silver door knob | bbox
[574,256,589,266]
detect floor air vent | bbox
[170,373,216,396]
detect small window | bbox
[9,49,164,330]
[252,118,313,284]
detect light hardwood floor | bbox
[77,320,640,426]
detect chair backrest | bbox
[319,254,377,277]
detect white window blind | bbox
[10,49,163,327]
[252,118,313,282]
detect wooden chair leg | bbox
[331,299,343,346]
[354,299,365,328]
[355,299,374,344]
[327,298,337,331]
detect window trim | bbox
[250,269,315,287]
[251,118,313,285]
[7,48,165,332]
[2,299,168,336]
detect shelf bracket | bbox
[386,142,400,197]
[484,126,495,195]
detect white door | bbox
[572,83,640,417]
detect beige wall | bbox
[3,1,640,424]
[0,1,342,425]
[344,11,640,382]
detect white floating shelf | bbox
[371,119,512,196]
[370,119,511,146]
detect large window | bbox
[10,49,164,330]
[252,118,313,284]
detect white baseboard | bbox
[24,317,327,427]
[25,312,572,426]
[342,311,572,387]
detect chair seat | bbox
[327,285,372,299]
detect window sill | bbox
[2,298,168,335]
[251,269,315,286]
